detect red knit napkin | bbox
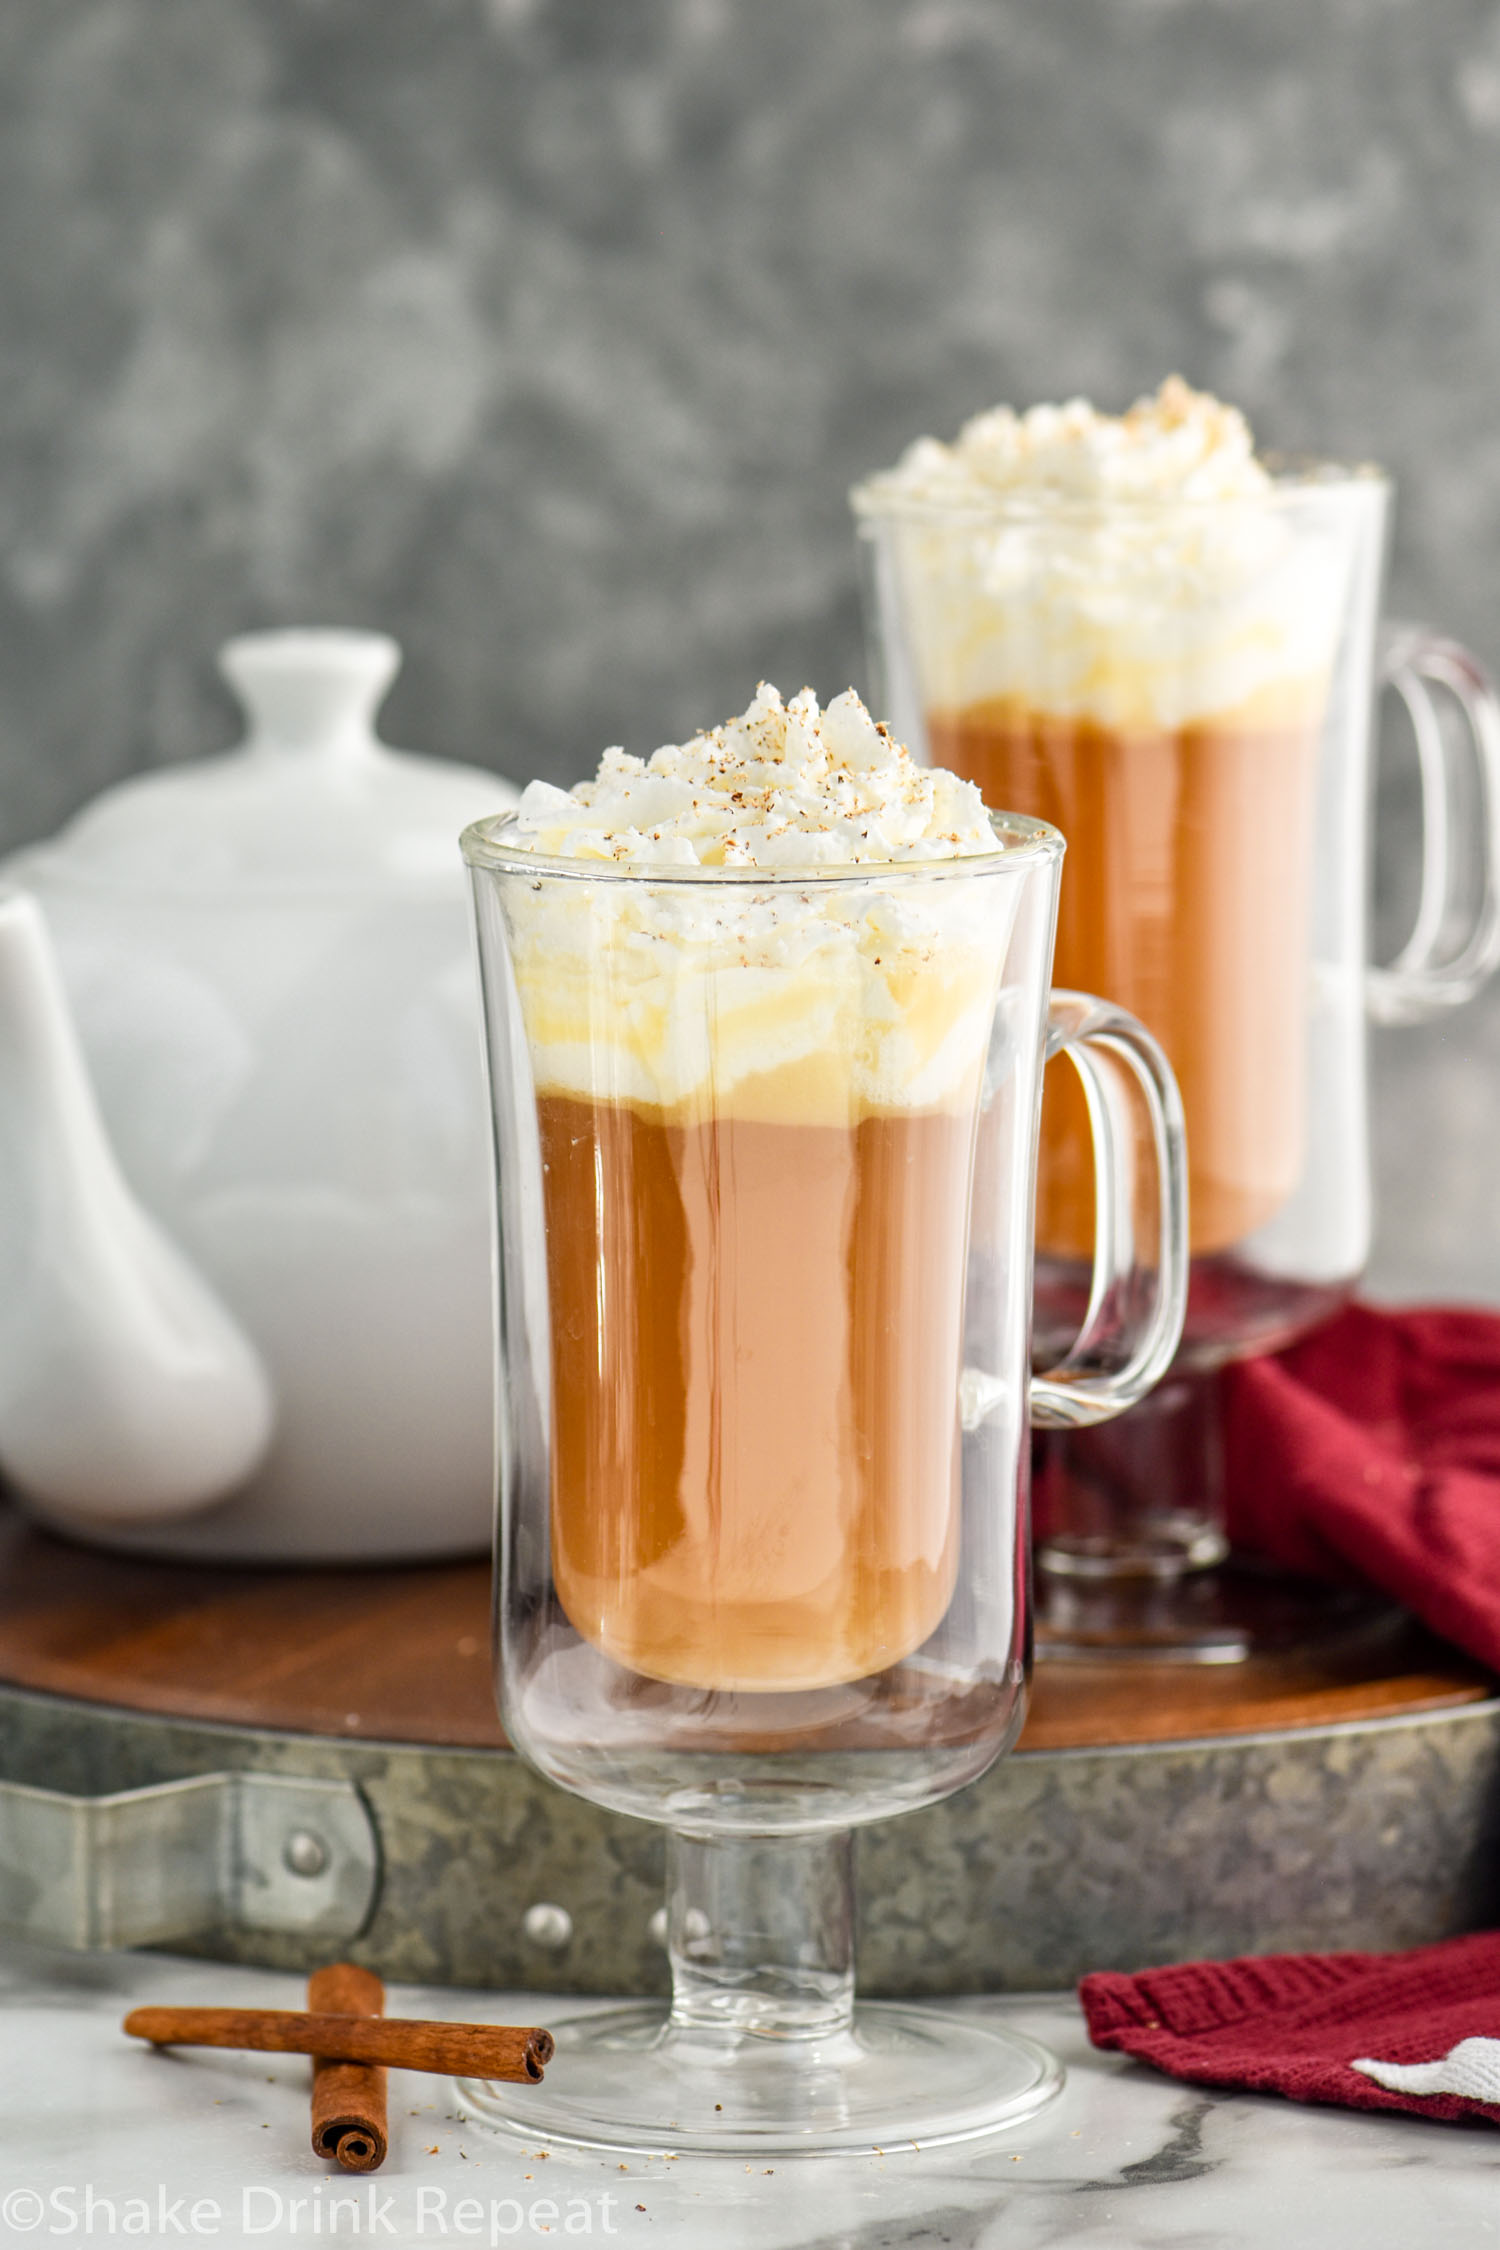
[1080,1931,1500,2124]
[1222,1302,1500,1673]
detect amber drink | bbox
[539,1094,979,1689]
[856,379,1362,1330]
[493,685,1010,1692]
[930,689,1321,1260]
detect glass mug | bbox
[459,811,1188,2153]
[852,464,1500,1652]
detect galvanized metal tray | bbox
[1,1507,1496,1992]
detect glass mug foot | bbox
[455,2002,1063,2156]
[1035,1559,1404,1666]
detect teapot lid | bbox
[9,631,518,899]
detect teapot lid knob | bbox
[218,630,401,757]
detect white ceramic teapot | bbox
[0,630,517,1560]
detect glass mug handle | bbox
[1029,991,1189,1432]
[1367,623,1500,1026]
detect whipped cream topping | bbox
[484,688,1025,1121]
[507,684,996,867]
[868,376,1269,510]
[853,378,1367,732]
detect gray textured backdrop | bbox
[3,0,1500,1299]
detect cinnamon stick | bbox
[308,1963,388,2174]
[123,2006,555,2083]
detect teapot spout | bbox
[0,887,275,1522]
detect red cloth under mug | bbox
[1081,1932,1500,2126]
[1222,1301,1500,1674]
[1082,1305,1500,2125]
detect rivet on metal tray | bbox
[282,1828,330,1879]
[522,1901,573,1950]
[648,1906,710,1947]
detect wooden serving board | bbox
[0,1505,1489,1752]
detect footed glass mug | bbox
[459,809,1187,2154]
[852,465,1500,1656]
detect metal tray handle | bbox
[0,1770,379,1950]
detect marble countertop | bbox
[1,1942,1493,2249]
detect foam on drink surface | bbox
[507,679,997,868]
[854,374,1353,734]
[500,688,1019,1691]
[869,374,1270,507]
[503,683,1009,1123]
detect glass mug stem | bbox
[666,1829,855,2043]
